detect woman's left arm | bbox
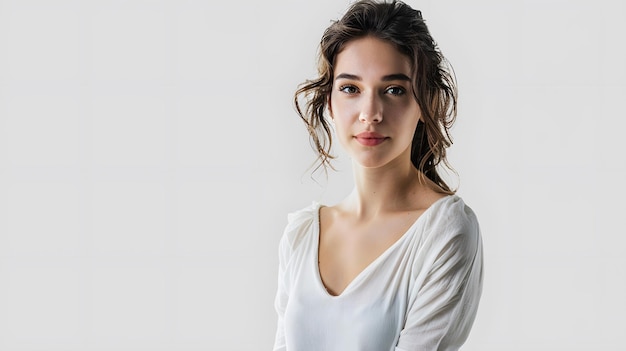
[396,217,484,351]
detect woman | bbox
[273,1,483,350]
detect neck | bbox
[346,157,425,219]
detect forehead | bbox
[334,36,412,78]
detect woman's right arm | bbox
[272,233,290,351]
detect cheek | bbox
[386,102,420,124]
[385,107,421,144]
[333,117,354,142]
[330,92,357,118]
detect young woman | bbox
[273,1,483,350]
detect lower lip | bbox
[355,137,387,146]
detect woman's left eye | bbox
[385,86,406,96]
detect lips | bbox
[354,131,388,146]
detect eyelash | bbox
[385,86,406,96]
[338,85,406,96]
[339,85,359,94]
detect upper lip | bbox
[355,131,386,139]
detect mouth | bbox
[354,132,388,146]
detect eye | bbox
[339,85,359,94]
[385,86,406,96]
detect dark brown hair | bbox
[294,0,458,193]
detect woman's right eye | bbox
[339,85,358,94]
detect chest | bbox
[282,209,427,351]
[285,239,413,351]
[318,210,424,296]
[285,289,403,351]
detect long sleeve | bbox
[272,203,319,351]
[395,208,484,351]
[273,233,291,351]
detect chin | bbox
[352,155,393,169]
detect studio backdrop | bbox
[0,0,624,350]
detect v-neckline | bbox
[313,195,452,298]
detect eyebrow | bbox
[335,73,411,82]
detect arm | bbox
[272,203,318,351]
[396,223,483,351]
[272,233,290,351]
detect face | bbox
[329,36,421,169]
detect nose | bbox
[359,92,383,124]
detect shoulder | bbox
[280,202,321,252]
[433,195,479,232]
[422,195,481,257]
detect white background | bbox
[1,0,625,350]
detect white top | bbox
[273,195,483,351]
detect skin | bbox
[318,36,447,296]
